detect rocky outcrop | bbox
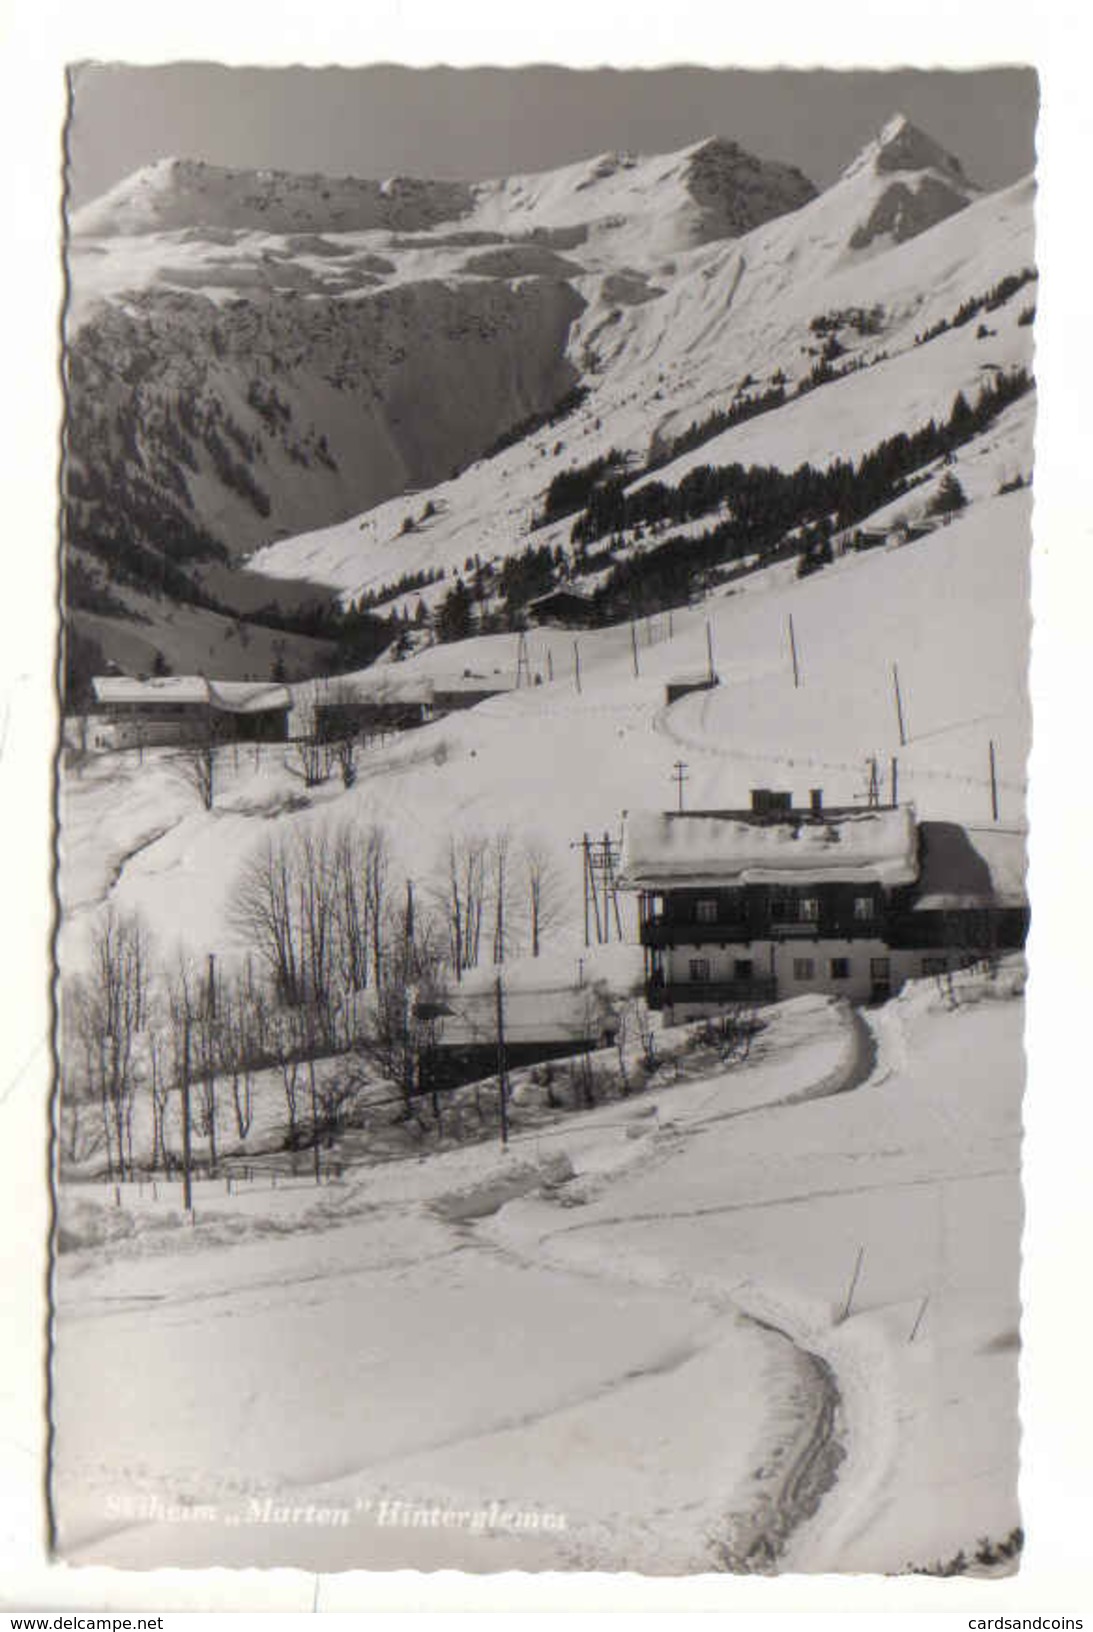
[684,138,817,243]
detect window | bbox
[689,957,711,982]
[799,896,820,922]
[734,959,754,980]
[793,958,815,980]
[696,898,718,924]
[770,896,787,921]
[829,958,851,980]
[922,956,948,976]
[870,957,891,978]
[853,896,875,920]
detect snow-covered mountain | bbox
[63,114,1032,675]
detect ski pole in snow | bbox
[788,615,800,689]
[909,1293,930,1343]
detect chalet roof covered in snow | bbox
[92,675,210,707]
[93,676,291,713]
[912,822,1027,909]
[619,805,919,889]
[206,681,292,714]
[425,985,615,1048]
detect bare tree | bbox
[286,680,331,788]
[192,957,224,1173]
[332,823,371,1002]
[365,826,390,989]
[174,724,218,811]
[67,908,151,1180]
[270,1004,304,1147]
[522,837,563,958]
[439,832,487,980]
[490,830,511,965]
[230,835,305,1006]
[146,1000,172,1173]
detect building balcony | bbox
[647,976,778,1011]
[641,918,749,948]
[641,917,879,946]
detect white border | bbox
[2,0,1090,1618]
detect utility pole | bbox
[574,640,582,695]
[672,760,688,812]
[706,621,716,684]
[181,1008,193,1214]
[515,631,532,689]
[989,739,999,822]
[495,973,509,1147]
[788,614,800,689]
[892,662,907,746]
[630,620,640,679]
[599,829,623,943]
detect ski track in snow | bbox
[455,1000,882,1570]
[57,1001,876,1571]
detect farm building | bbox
[619,789,1027,1020]
[306,671,514,742]
[90,676,291,749]
[416,982,619,1091]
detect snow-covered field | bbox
[54,968,1023,1573]
[59,480,1030,979]
[53,112,1036,1580]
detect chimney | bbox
[810,788,823,815]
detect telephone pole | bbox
[495,974,509,1147]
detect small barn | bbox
[90,676,290,748]
[417,983,619,1091]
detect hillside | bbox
[62,114,1020,673]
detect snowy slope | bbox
[54,970,1023,1573]
[247,166,1033,604]
[59,483,1030,979]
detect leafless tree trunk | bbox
[522,838,562,959]
[230,836,304,1006]
[175,729,218,810]
[366,828,389,988]
[491,831,510,965]
[68,908,151,1181]
[271,1007,303,1145]
[333,823,370,999]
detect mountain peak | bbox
[844,113,975,188]
[839,114,980,253]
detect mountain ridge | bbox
[62,117,1034,683]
